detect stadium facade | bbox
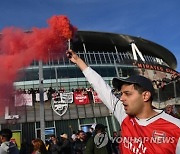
[0,31,179,147]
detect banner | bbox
[74,91,90,105]
[60,92,73,104]
[15,93,33,106]
[51,92,73,116]
[52,92,73,103]
[36,91,48,102]
[92,91,102,103]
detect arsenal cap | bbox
[112,75,155,95]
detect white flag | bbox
[36,91,48,102]
[60,92,73,104]
[15,93,33,106]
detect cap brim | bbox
[112,77,137,89]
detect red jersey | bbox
[83,67,180,154]
[120,113,180,153]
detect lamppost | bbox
[39,60,45,142]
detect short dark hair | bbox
[50,134,56,138]
[0,129,12,141]
[95,124,107,132]
[77,130,84,135]
[133,84,153,101]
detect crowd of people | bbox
[15,86,95,102]
[16,87,93,95]
[1,103,179,154]
[152,74,180,89]
[31,123,120,154]
[0,123,120,154]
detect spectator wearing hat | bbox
[59,133,72,154]
[67,50,180,154]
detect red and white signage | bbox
[74,91,90,105]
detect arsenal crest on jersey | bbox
[152,130,166,144]
[51,92,73,116]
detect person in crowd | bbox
[32,138,47,154]
[59,133,72,154]
[73,130,86,154]
[49,135,61,154]
[165,105,178,118]
[0,128,19,154]
[85,123,112,154]
[66,50,180,154]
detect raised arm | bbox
[66,50,127,124]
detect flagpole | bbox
[39,60,45,142]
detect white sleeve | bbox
[83,67,127,125]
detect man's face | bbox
[78,132,85,140]
[120,84,144,116]
[50,136,56,142]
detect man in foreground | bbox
[67,50,180,153]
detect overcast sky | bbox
[1,0,180,71]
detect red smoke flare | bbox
[0,15,77,115]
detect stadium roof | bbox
[74,31,177,69]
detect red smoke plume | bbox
[0,15,77,115]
